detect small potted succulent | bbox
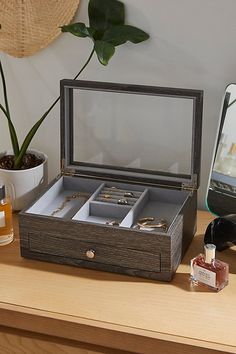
[0,0,149,210]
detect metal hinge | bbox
[181,174,198,193]
[60,158,76,177]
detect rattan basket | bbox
[0,0,80,57]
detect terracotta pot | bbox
[0,149,48,210]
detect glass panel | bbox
[72,88,193,176]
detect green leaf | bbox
[89,0,124,34]
[61,22,95,38]
[94,40,115,65]
[14,98,59,169]
[0,60,19,156]
[102,25,150,46]
[0,103,19,158]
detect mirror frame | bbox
[206,84,236,215]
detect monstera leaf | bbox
[61,0,149,65]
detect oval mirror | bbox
[206,84,236,215]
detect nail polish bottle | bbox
[0,185,14,246]
[190,244,229,291]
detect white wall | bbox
[1,0,236,209]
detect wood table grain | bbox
[0,211,235,354]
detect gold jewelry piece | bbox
[117,198,129,205]
[138,217,154,225]
[96,197,136,206]
[124,192,134,198]
[104,187,142,196]
[103,194,111,199]
[51,192,89,216]
[105,219,120,226]
[137,217,168,231]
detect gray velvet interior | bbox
[131,188,189,232]
[78,202,131,225]
[26,176,190,230]
[26,176,103,219]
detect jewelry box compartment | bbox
[25,176,102,219]
[19,80,203,281]
[24,175,188,232]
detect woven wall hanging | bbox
[0,0,80,58]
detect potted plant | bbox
[0,62,49,211]
[0,0,149,210]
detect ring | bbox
[124,192,134,198]
[103,194,111,199]
[117,198,128,205]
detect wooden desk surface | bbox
[0,211,235,354]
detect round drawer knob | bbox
[86,249,95,259]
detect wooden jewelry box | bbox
[19,80,203,281]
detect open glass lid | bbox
[60,80,203,189]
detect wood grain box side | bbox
[179,191,197,255]
[19,211,183,281]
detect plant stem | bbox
[0,60,20,156]
[14,47,95,169]
[73,47,95,80]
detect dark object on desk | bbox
[204,214,236,251]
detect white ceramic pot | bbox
[0,149,48,210]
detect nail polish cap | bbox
[204,243,216,263]
[0,185,6,200]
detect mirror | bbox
[207,84,236,215]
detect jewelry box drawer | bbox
[28,232,161,272]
